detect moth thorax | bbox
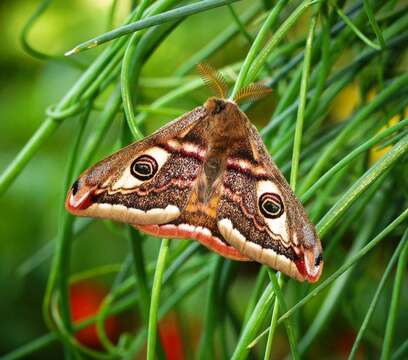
[204,97,228,115]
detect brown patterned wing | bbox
[66,107,210,225]
[216,116,323,282]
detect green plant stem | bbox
[290,15,316,192]
[263,295,280,360]
[122,20,181,138]
[268,271,299,360]
[93,243,202,356]
[51,263,210,360]
[230,283,275,360]
[4,266,191,360]
[300,64,408,194]
[1,333,57,360]
[302,119,408,202]
[229,0,289,99]
[380,232,408,360]
[333,2,381,50]
[348,230,408,360]
[263,18,316,358]
[128,229,150,321]
[81,87,123,168]
[196,257,224,360]
[0,37,123,195]
[66,0,243,55]
[20,0,85,68]
[17,218,92,278]
[279,208,408,323]
[243,266,268,325]
[147,239,170,360]
[42,88,121,331]
[134,63,241,126]
[299,193,386,354]
[317,134,408,237]
[261,31,408,139]
[175,3,260,76]
[273,66,302,119]
[303,12,332,121]
[392,339,408,360]
[363,0,385,48]
[43,105,92,336]
[127,267,210,357]
[245,0,317,85]
[227,4,252,44]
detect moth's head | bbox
[204,97,236,115]
[197,63,271,106]
[255,179,323,282]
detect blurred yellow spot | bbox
[367,87,377,102]
[329,82,360,122]
[369,108,408,165]
[368,87,407,164]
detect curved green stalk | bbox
[196,257,224,360]
[147,239,170,360]
[302,119,408,202]
[20,0,85,68]
[245,0,317,87]
[290,15,316,192]
[363,0,385,49]
[175,2,261,76]
[380,232,408,360]
[229,0,288,99]
[333,2,381,50]
[348,230,408,360]
[43,105,92,334]
[299,192,387,354]
[300,73,408,196]
[66,0,243,55]
[230,283,275,360]
[268,271,299,360]
[318,134,408,237]
[279,208,408,323]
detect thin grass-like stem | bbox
[66,0,242,55]
[268,271,299,360]
[147,239,170,360]
[229,0,289,99]
[380,232,408,360]
[348,230,408,360]
[290,15,316,192]
[279,208,408,323]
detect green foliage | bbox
[1,0,407,359]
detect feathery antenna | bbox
[197,63,228,99]
[233,83,272,104]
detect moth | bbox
[66,64,323,282]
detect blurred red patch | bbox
[159,314,185,360]
[69,281,119,349]
[335,329,365,359]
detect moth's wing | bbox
[216,120,323,282]
[66,107,209,225]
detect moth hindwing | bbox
[66,97,323,282]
